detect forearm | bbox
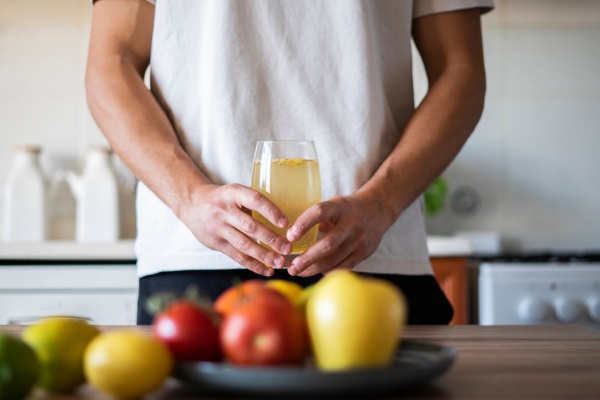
[86,0,293,276]
[356,63,485,223]
[86,60,213,218]
[355,9,486,227]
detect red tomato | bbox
[220,296,308,366]
[153,300,222,362]
[214,280,290,317]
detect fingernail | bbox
[264,268,274,277]
[274,256,285,268]
[277,217,288,228]
[287,227,297,241]
[281,242,293,255]
[288,267,297,276]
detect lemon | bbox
[22,317,99,392]
[0,333,40,400]
[84,331,173,399]
[266,280,304,307]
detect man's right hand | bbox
[177,183,293,276]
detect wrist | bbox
[172,177,217,222]
[352,187,401,230]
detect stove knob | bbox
[518,297,553,323]
[554,297,583,323]
[587,297,600,323]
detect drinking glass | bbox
[251,140,322,254]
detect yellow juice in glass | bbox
[251,158,321,254]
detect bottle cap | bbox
[14,145,42,153]
[88,145,113,153]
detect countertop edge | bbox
[0,236,474,260]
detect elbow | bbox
[473,67,487,121]
[460,63,486,125]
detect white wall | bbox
[420,0,600,251]
[0,0,599,250]
[0,0,136,240]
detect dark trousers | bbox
[137,269,454,325]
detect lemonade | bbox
[252,157,321,254]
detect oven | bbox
[477,253,600,330]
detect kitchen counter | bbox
[0,240,136,261]
[2,324,599,400]
[0,236,472,261]
[0,237,472,325]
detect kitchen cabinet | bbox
[0,263,138,325]
[427,236,472,325]
[430,257,469,325]
[0,241,138,325]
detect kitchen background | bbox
[1,0,599,252]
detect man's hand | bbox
[286,194,392,277]
[178,184,293,276]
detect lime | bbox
[22,317,100,392]
[84,331,173,399]
[0,333,40,400]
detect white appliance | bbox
[478,254,600,329]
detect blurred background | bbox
[1,0,599,251]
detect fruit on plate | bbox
[153,300,222,362]
[296,284,314,314]
[84,331,173,399]
[220,292,308,366]
[306,271,406,371]
[0,333,40,400]
[265,280,304,307]
[22,317,99,392]
[214,280,289,316]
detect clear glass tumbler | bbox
[251,140,322,254]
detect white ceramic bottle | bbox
[66,146,120,242]
[3,145,47,242]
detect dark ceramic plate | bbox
[173,340,455,397]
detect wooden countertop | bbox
[3,324,599,400]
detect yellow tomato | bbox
[84,331,173,399]
[296,284,315,314]
[306,271,406,371]
[266,280,304,307]
[22,317,99,392]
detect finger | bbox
[237,186,288,229]
[222,226,288,269]
[228,211,293,255]
[219,241,275,277]
[319,220,335,234]
[288,228,352,276]
[298,251,359,277]
[287,202,338,242]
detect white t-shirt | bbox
[135,0,493,277]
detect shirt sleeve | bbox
[413,0,494,19]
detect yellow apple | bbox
[306,271,406,371]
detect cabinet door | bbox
[430,257,469,325]
[0,292,137,325]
